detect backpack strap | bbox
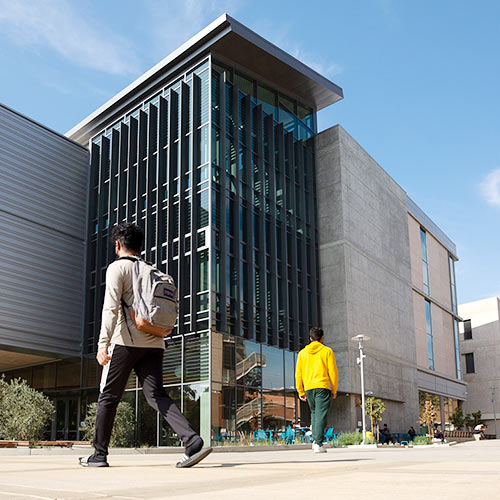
[117,256,139,263]
[116,256,138,343]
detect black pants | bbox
[93,344,198,459]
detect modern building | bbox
[0,14,464,443]
[315,125,465,433]
[458,297,500,430]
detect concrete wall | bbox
[0,104,89,357]
[459,297,500,421]
[316,125,419,432]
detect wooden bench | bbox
[0,441,17,448]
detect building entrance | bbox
[52,398,79,440]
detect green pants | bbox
[306,388,331,445]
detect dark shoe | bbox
[176,438,213,468]
[78,455,109,467]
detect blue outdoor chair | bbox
[324,428,335,442]
[284,426,295,444]
[254,430,269,443]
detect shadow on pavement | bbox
[210,458,372,468]
[109,457,372,468]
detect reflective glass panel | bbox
[236,340,262,387]
[184,382,209,436]
[262,345,284,390]
[163,337,182,384]
[159,386,182,446]
[184,334,210,383]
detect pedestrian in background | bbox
[295,327,338,453]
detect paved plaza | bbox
[0,440,498,500]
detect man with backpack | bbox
[79,222,212,468]
[295,327,338,453]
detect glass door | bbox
[54,398,79,440]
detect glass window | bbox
[184,334,210,383]
[159,386,182,446]
[198,189,209,228]
[257,84,277,120]
[236,340,262,387]
[137,389,157,446]
[453,319,462,379]
[463,319,472,340]
[279,94,296,135]
[297,103,314,130]
[236,385,261,435]
[184,382,209,437]
[234,72,255,97]
[425,300,434,370]
[213,62,232,82]
[449,255,457,313]
[199,250,209,292]
[284,350,295,390]
[162,337,182,384]
[199,125,209,165]
[420,228,430,295]
[200,164,209,182]
[465,353,475,374]
[262,345,284,390]
[262,388,285,431]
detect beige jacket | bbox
[98,258,165,350]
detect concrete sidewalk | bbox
[0,440,498,500]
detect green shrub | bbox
[80,401,135,447]
[336,432,363,446]
[0,376,54,440]
[412,436,431,446]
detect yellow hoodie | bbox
[295,342,338,397]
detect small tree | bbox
[418,400,438,438]
[81,402,135,447]
[465,411,483,431]
[449,407,465,430]
[0,376,54,440]
[364,397,386,442]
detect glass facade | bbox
[83,55,320,445]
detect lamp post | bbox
[352,334,370,445]
[491,385,498,439]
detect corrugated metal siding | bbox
[0,104,89,357]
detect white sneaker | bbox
[313,443,327,453]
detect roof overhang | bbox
[66,14,343,145]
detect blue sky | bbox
[0,0,498,304]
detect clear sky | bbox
[1,0,498,304]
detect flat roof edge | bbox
[66,13,343,141]
[1,103,88,151]
[226,14,344,100]
[226,15,344,102]
[407,195,458,259]
[66,14,231,140]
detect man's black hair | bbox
[111,222,144,254]
[309,327,324,341]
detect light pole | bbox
[491,385,498,439]
[352,334,370,445]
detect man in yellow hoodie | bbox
[295,327,338,453]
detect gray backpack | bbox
[120,257,178,336]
